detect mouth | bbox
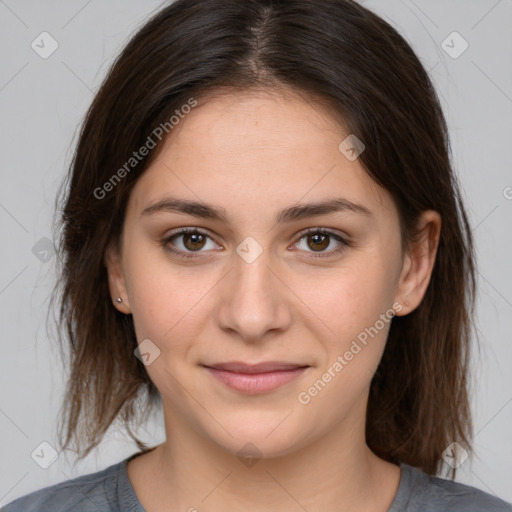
[201,361,310,394]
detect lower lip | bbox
[204,367,308,394]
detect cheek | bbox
[298,260,397,345]
[122,244,195,342]
[294,267,397,418]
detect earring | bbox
[115,297,123,303]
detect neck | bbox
[129,408,401,512]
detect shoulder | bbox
[0,458,132,512]
[395,463,511,512]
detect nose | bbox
[215,244,293,344]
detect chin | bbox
[202,412,315,461]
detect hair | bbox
[52,0,476,476]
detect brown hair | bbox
[53,0,476,476]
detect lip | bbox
[202,361,309,394]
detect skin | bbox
[105,87,441,512]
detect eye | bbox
[162,228,220,258]
[162,227,349,260]
[292,228,349,257]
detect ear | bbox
[394,210,441,316]
[104,240,132,314]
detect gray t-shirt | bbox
[1,452,510,511]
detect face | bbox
[106,88,438,459]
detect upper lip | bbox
[203,361,309,374]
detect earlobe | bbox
[104,241,132,314]
[394,210,441,316]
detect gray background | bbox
[0,0,511,506]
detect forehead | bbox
[127,88,393,222]
[167,88,347,161]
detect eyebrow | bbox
[140,196,372,224]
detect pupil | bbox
[309,234,328,251]
[185,233,205,250]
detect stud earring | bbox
[115,297,123,303]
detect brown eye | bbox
[182,232,207,251]
[293,229,349,257]
[163,228,219,259]
[307,233,330,251]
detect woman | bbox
[2,0,510,510]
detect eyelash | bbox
[161,227,350,260]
